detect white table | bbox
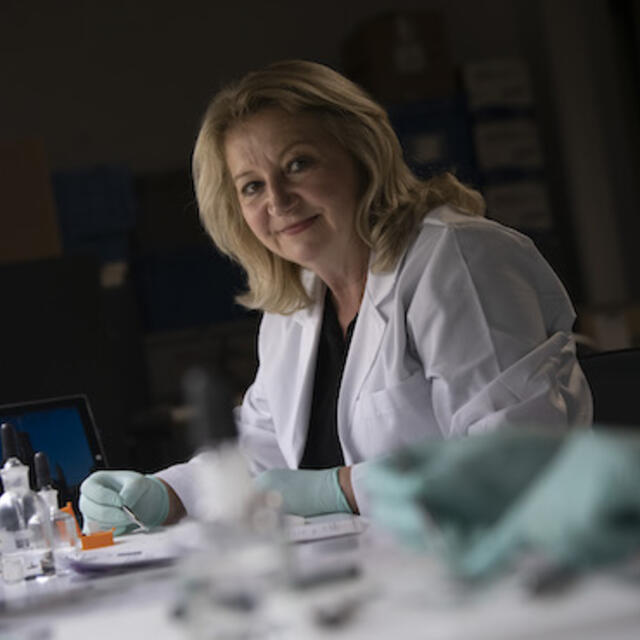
[2,517,640,640]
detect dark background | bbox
[1,0,639,472]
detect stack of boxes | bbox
[462,58,553,233]
[462,58,583,326]
[342,10,477,185]
[342,14,579,311]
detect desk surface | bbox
[2,517,640,640]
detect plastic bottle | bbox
[0,423,56,583]
[34,451,79,572]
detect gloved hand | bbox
[79,470,170,536]
[458,430,640,578]
[364,430,562,553]
[254,467,352,517]
[365,429,640,579]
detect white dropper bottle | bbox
[34,451,79,572]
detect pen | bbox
[121,505,149,533]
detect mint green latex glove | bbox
[365,430,562,553]
[79,470,170,536]
[366,430,640,579]
[458,430,640,578]
[254,468,352,517]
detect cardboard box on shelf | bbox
[462,58,534,111]
[342,10,455,105]
[484,179,553,231]
[473,118,544,172]
[0,138,61,263]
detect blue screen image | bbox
[0,406,95,488]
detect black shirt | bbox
[299,292,357,469]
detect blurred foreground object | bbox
[365,429,640,578]
[174,367,287,638]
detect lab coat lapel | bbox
[337,264,398,464]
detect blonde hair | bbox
[193,59,485,314]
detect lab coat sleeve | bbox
[153,452,210,516]
[406,222,592,437]
[234,311,290,474]
[235,371,289,474]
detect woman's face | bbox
[224,107,364,273]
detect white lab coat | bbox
[157,205,593,514]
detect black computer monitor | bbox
[0,394,108,511]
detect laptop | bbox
[0,394,108,511]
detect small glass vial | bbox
[0,424,56,583]
[34,452,79,573]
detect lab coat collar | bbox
[293,242,407,325]
[365,247,405,308]
[291,212,444,324]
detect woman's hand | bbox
[79,471,185,535]
[255,466,357,517]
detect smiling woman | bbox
[192,60,485,316]
[79,60,593,533]
[224,107,366,319]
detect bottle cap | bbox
[1,422,20,464]
[34,451,53,490]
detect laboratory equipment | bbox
[0,423,56,583]
[0,394,108,512]
[34,451,79,571]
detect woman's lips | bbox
[279,215,318,235]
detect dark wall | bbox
[0,0,638,470]
[0,0,524,172]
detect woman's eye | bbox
[287,157,311,173]
[241,181,262,197]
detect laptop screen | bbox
[0,395,107,510]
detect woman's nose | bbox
[266,178,296,216]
